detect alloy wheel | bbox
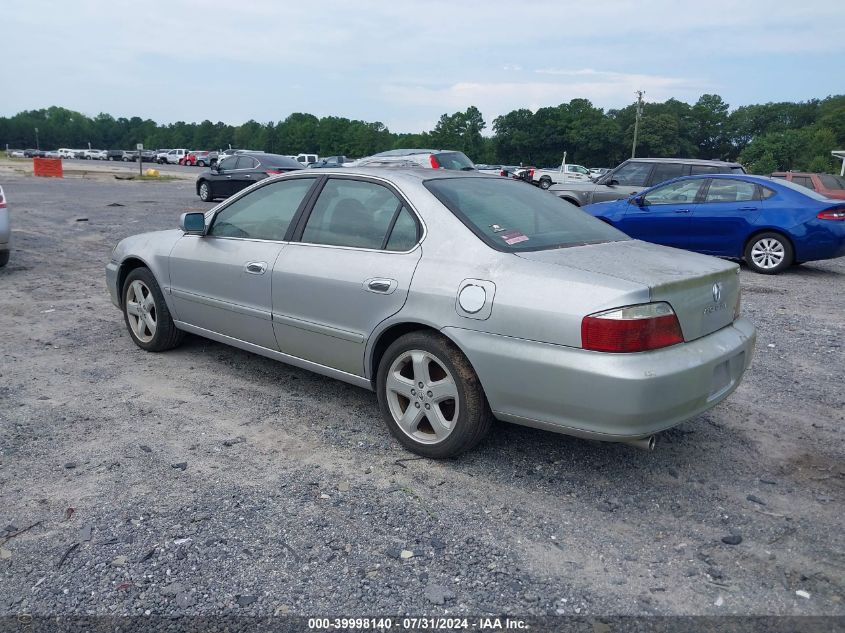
[750,237,785,270]
[385,350,459,444]
[125,280,157,343]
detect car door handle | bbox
[365,278,396,294]
[226,175,233,179]
[673,209,692,214]
[244,261,268,275]
[738,206,758,211]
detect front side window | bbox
[609,162,653,186]
[235,156,257,170]
[302,179,416,250]
[209,178,315,240]
[218,157,237,171]
[703,179,757,203]
[642,180,703,205]
[424,177,627,252]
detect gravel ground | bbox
[0,173,843,620]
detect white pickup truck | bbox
[531,163,592,189]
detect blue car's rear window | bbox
[424,177,629,252]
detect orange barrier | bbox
[33,157,63,178]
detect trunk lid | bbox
[517,240,740,342]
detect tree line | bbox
[1,94,843,174]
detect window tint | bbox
[730,166,746,174]
[424,177,627,252]
[385,207,419,251]
[642,180,703,205]
[235,156,257,170]
[703,179,757,203]
[218,157,237,171]
[690,165,722,176]
[792,176,814,190]
[610,162,653,186]
[302,179,404,249]
[820,174,845,190]
[209,178,315,241]
[649,163,686,185]
[760,186,776,199]
[433,152,475,170]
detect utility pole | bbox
[631,90,644,158]
[35,127,40,151]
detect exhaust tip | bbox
[623,435,656,451]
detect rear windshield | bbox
[424,177,628,252]
[819,174,845,190]
[434,152,475,171]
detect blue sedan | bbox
[583,174,845,274]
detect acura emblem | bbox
[712,283,722,303]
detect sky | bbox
[2,0,844,133]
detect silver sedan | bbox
[105,169,756,458]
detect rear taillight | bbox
[265,169,285,175]
[817,208,845,221]
[581,302,684,353]
[500,170,506,177]
[429,155,441,169]
[529,168,535,179]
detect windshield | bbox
[424,177,628,252]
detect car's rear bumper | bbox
[443,317,756,441]
[105,261,120,308]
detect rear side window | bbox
[209,178,315,240]
[385,208,420,251]
[649,163,686,185]
[610,162,653,186]
[792,176,814,190]
[302,179,416,250]
[424,177,627,252]
[690,165,723,176]
[703,180,757,203]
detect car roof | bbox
[275,167,492,186]
[627,157,742,167]
[371,149,465,157]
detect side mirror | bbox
[633,194,645,206]
[607,179,619,186]
[210,162,219,171]
[180,212,206,235]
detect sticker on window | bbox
[500,230,528,245]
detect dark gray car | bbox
[549,158,746,206]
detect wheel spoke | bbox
[134,315,147,337]
[386,371,415,399]
[426,406,453,439]
[428,377,458,403]
[143,313,156,334]
[411,351,432,386]
[131,281,145,303]
[396,403,425,435]
[126,301,141,317]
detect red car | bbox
[181,151,217,167]
[771,171,845,200]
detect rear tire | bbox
[122,267,184,352]
[539,177,552,190]
[744,232,793,274]
[0,250,9,267]
[197,160,206,167]
[377,332,492,458]
[198,181,214,202]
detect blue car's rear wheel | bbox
[744,232,793,275]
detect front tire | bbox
[198,181,214,202]
[122,268,184,352]
[744,232,793,274]
[197,160,206,167]
[376,332,492,458]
